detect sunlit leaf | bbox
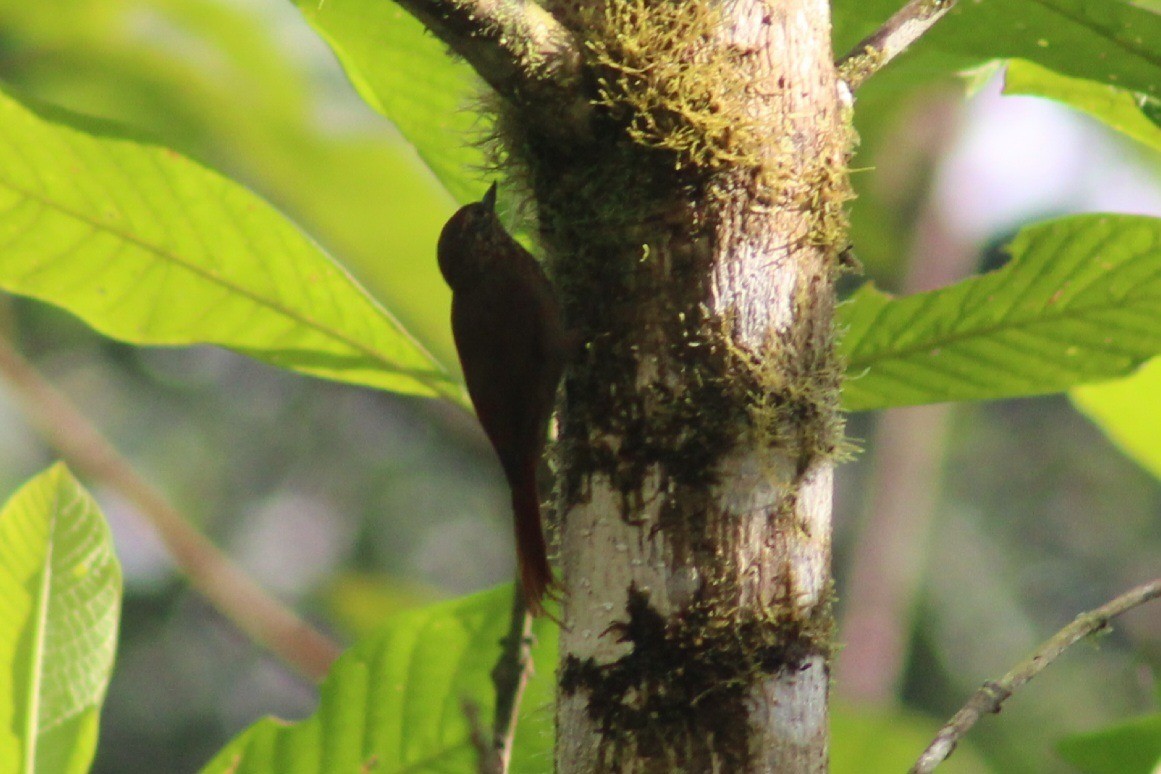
[0,464,122,774]
[840,214,1161,411]
[201,585,557,774]
[291,0,486,205]
[1072,357,1161,480]
[0,0,460,368]
[0,88,462,403]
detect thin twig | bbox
[462,699,500,774]
[911,578,1161,773]
[490,583,537,772]
[836,0,958,93]
[0,335,342,682]
[390,0,591,141]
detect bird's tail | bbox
[510,464,555,617]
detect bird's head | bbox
[437,183,501,290]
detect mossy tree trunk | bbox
[408,0,852,768]
[532,0,850,770]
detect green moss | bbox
[583,0,761,172]
[837,46,888,92]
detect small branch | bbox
[836,0,958,93]
[392,0,592,141]
[911,578,1161,773]
[0,335,342,682]
[489,583,537,772]
[462,699,499,774]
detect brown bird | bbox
[437,183,570,616]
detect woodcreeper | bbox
[437,183,570,616]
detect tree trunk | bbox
[513,0,851,770]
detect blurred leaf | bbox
[291,0,486,205]
[1057,713,1161,773]
[832,704,991,773]
[201,585,557,774]
[833,0,1161,100]
[0,0,308,164]
[0,88,462,403]
[0,464,122,774]
[1004,60,1161,152]
[0,0,460,369]
[840,214,1161,411]
[273,139,459,372]
[1072,357,1161,479]
[322,572,440,640]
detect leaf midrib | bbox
[844,280,1161,371]
[0,168,454,393]
[22,497,52,774]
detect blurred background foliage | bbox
[0,0,1157,772]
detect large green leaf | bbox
[833,0,1161,99]
[0,88,462,403]
[201,586,557,774]
[1072,357,1161,479]
[840,214,1161,411]
[0,464,122,774]
[0,0,460,370]
[1057,713,1161,774]
[291,0,486,205]
[1004,59,1161,153]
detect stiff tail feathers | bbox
[510,470,556,617]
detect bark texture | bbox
[499,0,853,770]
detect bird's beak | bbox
[482,182,498,213]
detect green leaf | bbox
[840,214,1161,411]
[0,87,462,403]
[832,704,991,774]
[0,0,461,371]
[833,0,1161,98]
[1004,59,1161,153]
[1072,357,1161,479]
[0,0,310,155]
[200,585,558,774]
[291,0,487,205]
[1057,713,1161,774]
[0,464,122,774]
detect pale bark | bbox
[539,1,849,770]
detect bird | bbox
[437,183,571,616]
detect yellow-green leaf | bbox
[0,88,461,403]
[0,464,122,774]
[841,215,1161,410]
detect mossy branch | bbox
[911,577,1161,773]
[837,0,958,93]
[393,0,591,140]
